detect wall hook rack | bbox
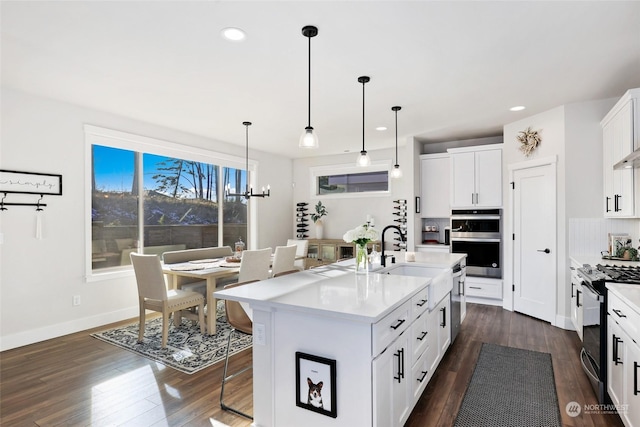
[0,192,48,211]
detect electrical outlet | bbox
[72,295,81,306]
[254,323,266,346]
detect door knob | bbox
[537,248,551,254]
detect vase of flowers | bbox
[343,223,380,273]
[311,201,328,239]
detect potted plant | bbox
[311,201,328,239]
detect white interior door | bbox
[512,162,556,323]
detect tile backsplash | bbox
[569,218,640,255]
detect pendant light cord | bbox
[245,122,250,193]
[395,108,398,164]
[307,35,312,128]
[362,79,366,152]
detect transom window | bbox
[310,161,391,198]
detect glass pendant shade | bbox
[299,126,319,148]
[391,164,403,178]
[357,150,371,167]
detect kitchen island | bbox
[214,253,465,427]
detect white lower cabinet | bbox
[435,293,451,359]
[625,340,640,427]
[373,290,452,427]
[607,286,640,427]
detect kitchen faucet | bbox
[381,225,406,267]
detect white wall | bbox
[0,88,292,350]
[502,97,621,327]
[292,138,415,250]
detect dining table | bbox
[162,258,240,335]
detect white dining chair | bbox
[237,248,272,283]
[286,238,309,270]
[270,245,298,278]
[130,253,205,348]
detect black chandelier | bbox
[225,121,270,199]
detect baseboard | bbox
[553,314,575,330]
[465,296,503,307]
[0,306,138,351]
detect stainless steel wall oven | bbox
[450,209,502,278]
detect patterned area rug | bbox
[454,343,562,427]
[91,301,252,374]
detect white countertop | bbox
[378,251,466,269]
[606,283,640,317]
[215,269,434,323]
[571,254,640,268]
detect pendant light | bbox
[299,25,319,149]
[390,106,402,179]
[357,76,371,167]
[225,122,270,199]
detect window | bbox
[310,161,391,198]
[86,126,251,279]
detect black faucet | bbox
[381,225,406,267]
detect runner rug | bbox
[91,301,252,374]
[454,343,562,427]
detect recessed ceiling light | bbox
[221,27,246,41]
[376,126,387,131]
[510,105,526,112]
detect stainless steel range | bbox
[577,263,640,404]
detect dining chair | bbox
[220,280,258,420]
[287,238,309,270]
[270,244,297,278]
[273,269,299,278]
[237,248,272,283]
[130,253,205,348]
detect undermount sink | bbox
[377,264,453,310]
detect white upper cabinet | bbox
[602,90,639,218]
[448,145,503,208]
[420,154,450,217]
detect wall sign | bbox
[0,170,63,195]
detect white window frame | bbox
[84,124,257,282]
[309,160,392,199]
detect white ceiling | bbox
[2,1,640,159]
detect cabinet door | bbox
[607,317,625,407]
[475,149,502,207]
[437,294,451,356]
[450,152,476,208]
[624,340,640,427]
[373,335,411,427]
[604,99,635,217]
[603,122,615,216]
[421,155,450,217]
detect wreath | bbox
[516,127,541,157]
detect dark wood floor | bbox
[0,303,624,427]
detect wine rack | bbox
[295,202,309,239]
[393,199,408,250]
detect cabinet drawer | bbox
[466,278,502,299]
[608,291,640,340]
[411,346,432,400]
[373,300,411,356]
[410,312,429,362]
[411,287,430,319]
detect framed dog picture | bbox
[295,352,337,418]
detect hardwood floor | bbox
[0,304,624,427]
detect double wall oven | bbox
[576,264,640,404]
[450,209,502,278]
